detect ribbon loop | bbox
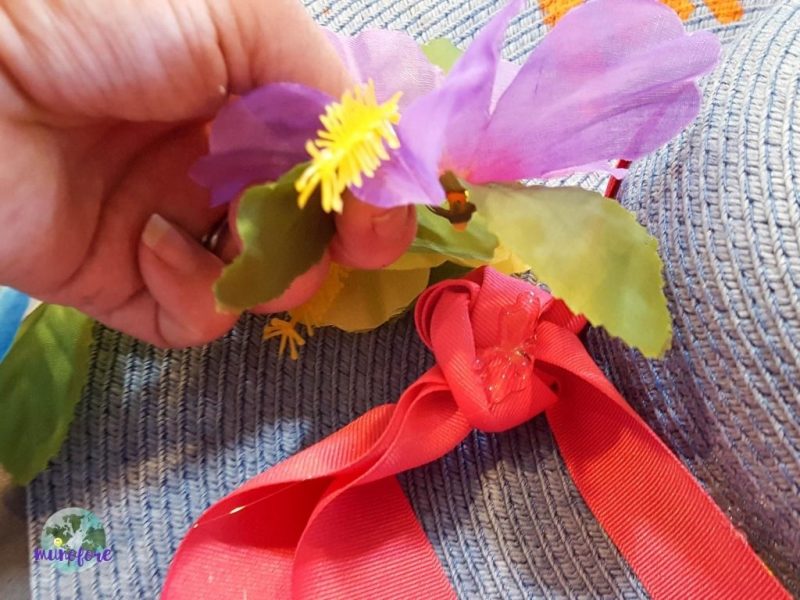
[165,267,791,600]
[415,269,562,432]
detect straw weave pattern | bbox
[28,1,795,597]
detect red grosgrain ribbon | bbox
[163,268,789,599]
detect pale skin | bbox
[0,0,416,347]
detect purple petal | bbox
[211,83,330,153]
[193,83,330,205]
[411,0,523,176]
[355,0,523,208]
[540,160,629,180]
[191,149,307,207]
[325,29,442,106]
[469,0,721,182]
[351,142,444,209]
[491,58,520,110]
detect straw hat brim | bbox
[28,0,798,597]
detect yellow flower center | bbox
[295,80,402,213]
[263,264,350,359]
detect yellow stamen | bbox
[262,264,350,359]
[263,317,306,360]
[296,81,402,213]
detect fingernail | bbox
[372,206,414,240]
[141,214,200,274]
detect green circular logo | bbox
[39,507,110,573]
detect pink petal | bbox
[429,0,523,174]
[351,143,446,208]
[191,149,304,207]
[325,29,442,106]
[468,0,721,182]
[210,83,330,154]
[353,0,523,208]
[540,160,629,179]
[193,83,330,206]
[491,58,520,110]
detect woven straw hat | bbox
[587,0,800,590]
[28,0,798,597]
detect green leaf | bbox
[470,184,671,357]
[317,268,430,332]
[388,251,447,271]
[0,305,94,484]
[214,164,336,311]
[421,38,463,73]
[427,261,473,286]
[411,206,499,262]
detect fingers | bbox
[124,209,329,348]
[330,194,417,269]
[207,0,351,98]
[110,168,416,350]
[0,0,350,122]
[216,199,332,314]
[250,252,332,314]
[137,214,238,348]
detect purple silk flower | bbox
[192,0,720,209]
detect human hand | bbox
[0,0,416,347]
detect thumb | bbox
[0,0,351,121]
[331,196,417,270]
[139,214,238,348]
[208,0,350,97]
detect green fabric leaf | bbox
[388,251,447,271]
[427,261,473,286]
[214,164,335,311]
[470,184,671,357]
[421,38,463,73]
[0,305,94,484]
[411,206,499,262]
[317,268,430,332]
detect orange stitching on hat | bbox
[660,0,695,19]
[537,0,743,26]
[538,0,582,26]
[705,0,744,23]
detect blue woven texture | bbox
[27,1,795,598]
[586,1,800,592]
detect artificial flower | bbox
[191,29,442,207]
[193,0,720,212]
[193,0,720,359]
[295,81,403,213]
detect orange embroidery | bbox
[705,0,744,23]
[539,0,582,26]
[660,0,695,19]
[538,0,743,26]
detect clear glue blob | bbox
[472,291,541,405]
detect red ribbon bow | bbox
[163,268,789,599]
